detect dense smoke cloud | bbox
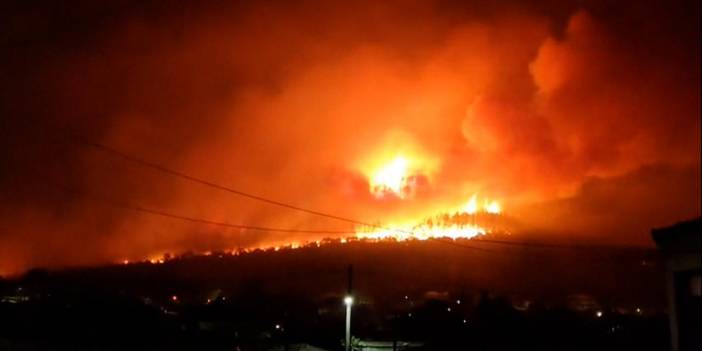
[1,0,699,274]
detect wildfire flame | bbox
[370,155,411,198]
[358,134,439,199]
[355,194,502,241]
[464,194,479,214]
[459,194,502,215]
[484,200,501,214]
[359,151,503,241]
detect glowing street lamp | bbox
[344,295,353,351]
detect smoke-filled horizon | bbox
[1,0,700,275]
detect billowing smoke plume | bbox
[1,0,699,274]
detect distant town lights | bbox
[596,311,603,318]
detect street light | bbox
[344,295,353,351]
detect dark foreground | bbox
[0,240,669,350]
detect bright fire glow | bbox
[370,155,410,197]
[356,194,503,241]
[484,200,501,214]
[460,195,501,215]
[356,223,486,241]
[358,134,439,199]
[464,195,478,214]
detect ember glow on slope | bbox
[137,190,505,265]
[136,199,503,265]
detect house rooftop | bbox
[651,218,701,253]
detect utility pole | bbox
[344,264,354,351]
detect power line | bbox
[70,136,497,253]
[123,202,497,252]
[119,203,358,235]
[47,176,647,259]
[46,177,495,252]
[66,135,647,254]
[49,181,357,235]
[74,136,383,229]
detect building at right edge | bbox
[652,218,701,351]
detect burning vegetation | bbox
[355,194,504,241]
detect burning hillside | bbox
[355,194,505,241]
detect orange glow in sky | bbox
[0,1,699,275]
